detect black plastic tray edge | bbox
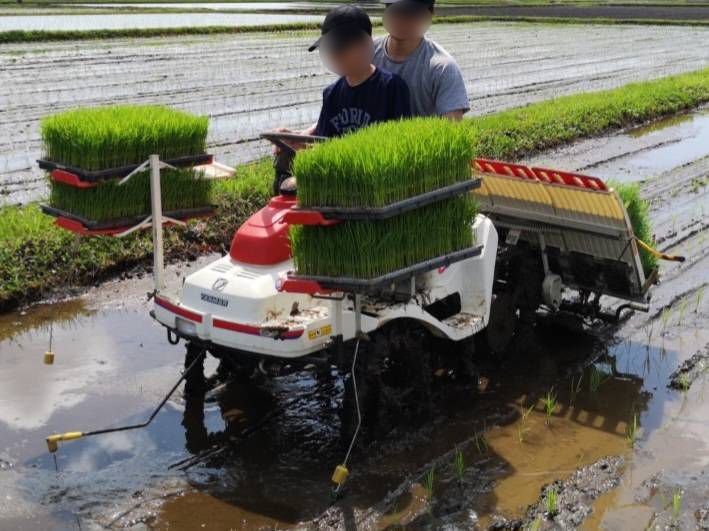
[37,153,213,182]
[294,178,481,221]
[40,204,216,230]
[289,244,483,291]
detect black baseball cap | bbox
[383,0,435,14]
[308,5,372,53]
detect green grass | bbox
[41,105,208,170]
[290,197,477,278]
[609,181,657,275]
[48,170,213,222]
[2,68,709,310]
[465,68,709,161]
[0,159,272,312]
[294,118,474,208]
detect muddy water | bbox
[1,109,708,530]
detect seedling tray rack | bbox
[285,178,481,225]
[40,204,215,235]
[281,244,483,294]
[39,153,214,187]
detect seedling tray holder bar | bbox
[38,153,214,185]
[282,245,483,294]
[285,178,481,225]
[40,205,214,233]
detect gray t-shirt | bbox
[373,36,470,117]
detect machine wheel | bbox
[453,337,480,386]
[484,291,517,354]
[183,342,207,397]
[340,322,433,445]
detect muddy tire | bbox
[340,322,433,445]
[184,342,207,397]
[484,291,517,355]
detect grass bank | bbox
[1,68,708,311]
[2,14,708,44]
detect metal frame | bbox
[37,153,213,183]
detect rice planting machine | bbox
[45,132,674,489]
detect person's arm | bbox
[433,57,470,120]
[301,123,317,136]
[442,110,464,122]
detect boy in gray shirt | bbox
[373,0,469,119]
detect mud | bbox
[3,21,709,205]
[514,456,626,530]
[668,344,709,391]
[0,109,708,530]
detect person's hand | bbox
[272,127,293,155]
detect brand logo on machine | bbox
[212,277,229,292]
[200,293,229,307]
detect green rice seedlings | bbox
[672,488,682,520]
[517,403,534,443]
[423,466,435,498]
[660,306,672,333]
[453,447,465,484]
[48,169,213,222]
[41,105,209,170]
[626,414,639,448]
[545,487,559,517]
[677,374,691,394]
[527,515,542,531]
[473,431,488,454]
[609,181,657,276]
[293,118,474,208]
[696,285,706,313]
[542,388,557,425]
[677,298,688,326]
[290,197,477,278]
[644,323,654,345]
[570,374,583,405]
[589,365,611,393]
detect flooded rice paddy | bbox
[2,21,709,205]
[0,12,323,31]
[0,107,707,529]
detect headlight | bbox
[176,317,198,337]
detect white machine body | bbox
[153,215,498,359]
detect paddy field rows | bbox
[1,20,709,205]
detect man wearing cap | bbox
[374,0,469,120]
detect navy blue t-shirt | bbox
[314,68,411,138]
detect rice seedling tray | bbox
[285,178,481,225]
[40,204,215,236]
[283,244,483,294]
[38,153,214,185]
